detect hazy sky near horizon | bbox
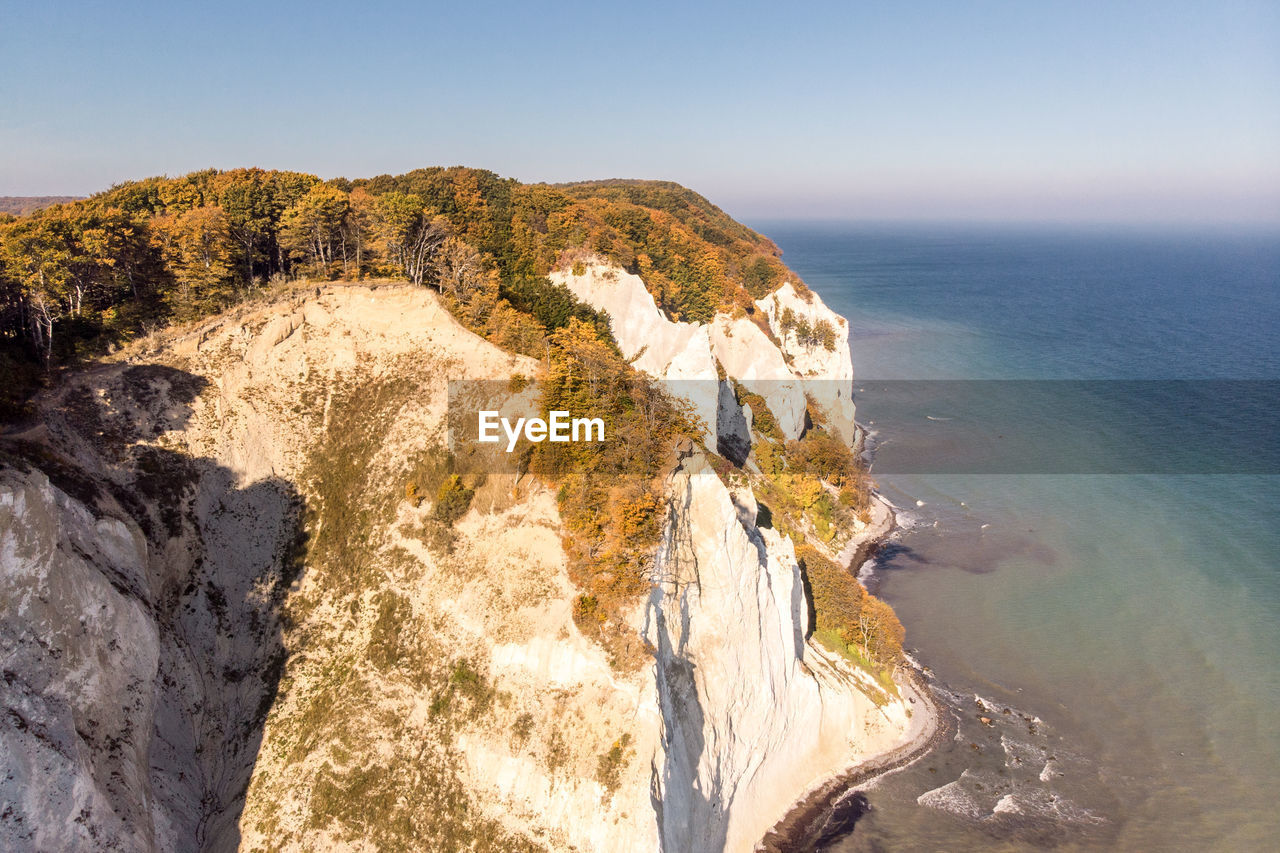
[2,0,1277,224]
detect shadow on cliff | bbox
[648,597,730,853]
[18,363,308,853]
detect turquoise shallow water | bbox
[755,222,1280,851]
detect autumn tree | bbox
[796,544,904,670]
[787,315,836,351]
[342,187,377,278]
[41,206,127,319]
[433,236,488,300]
[373,192,448,286]
[211,168,315,284]
[215,169,275,285]
[281,184,349,277]
[152,206,234,316]
[780,306,797,336]
[0,214,68,365]
[0,164,824,440]
[857,595,905,667]
[82,205,163,300]
[156,170,217,212]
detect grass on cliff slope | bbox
[813,628,897,706]
[250,363,546,851]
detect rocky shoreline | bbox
[756,664,947,852]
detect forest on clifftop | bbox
[0,167,792,406]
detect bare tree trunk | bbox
[30,294,54,368]
[243,236,254,286]
[406,221,447,286]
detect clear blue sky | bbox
[2,0,1277,223]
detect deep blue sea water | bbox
[755,222,1280,851]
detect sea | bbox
[754,221,1280,851]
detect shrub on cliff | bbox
[732,382,782,442]
[796,544,904,671]
[433,475,475,526]
[530,318,701,668]
[786,427,871,513]
[595,733,634,798]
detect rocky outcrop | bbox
[645,453,910,853]
[705,314,807,441]
[550,265,715,383]
[755,282,857,445]
[555,261,853,447]
[551,264,720,442]
[1,467,158,852]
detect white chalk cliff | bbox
[756,282,858,446]
[550,265,721,443]
[1,468,159,852]
[553,262,856,446]
[1,272,915,852]
[645,452,910,852]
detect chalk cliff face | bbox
[646,454,909,853]
[2,362,302,853]
[1,273,911,852]
[2,286,659,852]
[551,265,720,443]
[1,468,159,852]
[553,262,855,446]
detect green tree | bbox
[216,169,276,285]
[813,318,837,351]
